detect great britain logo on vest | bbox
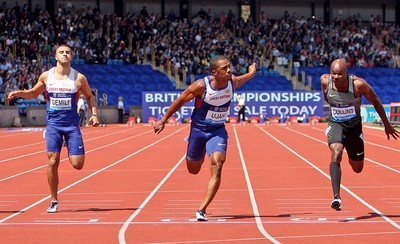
[142,91,324,123]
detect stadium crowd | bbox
[1,1,400,97]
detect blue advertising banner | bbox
[142,91,325,122]
[360,105,390,122]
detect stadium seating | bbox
[186,66,293,91]
[73,64,176,106]
[15,98,41,114]
[297,67,400,104]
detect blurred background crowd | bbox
[1,1,399,97]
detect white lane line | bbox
[0,127,134,163]
[286,127,400,174]
[1,220,397,226]
[118,154,186,244]
[233,126,281,244]
[259,126,400,230]
[0,129,153,182]
[311,126,400,152]
[0,126,187,224]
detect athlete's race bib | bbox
[204,110,228,125]
[49,97,72,111]
[331,105,356,122]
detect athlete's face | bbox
[330,63,347,83]
[214,59,232,80]
[55,46,72,64]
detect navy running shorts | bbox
[45,124,84,155]
[186,126,228,161]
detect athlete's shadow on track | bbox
[59,207,138,212]
[341,212,400,222]
[0,210,24,214]
[212,213,310,219]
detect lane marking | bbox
[0,127,136,163]
[286,127,400,174]
[118,154,186,243]
[233,126,281,244]
[259,126,400,230]
[0,129,154,182]
[0,220,397,226]
[0,126,187,224]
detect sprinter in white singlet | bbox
[154,56,256,221]
[8,44,100,213]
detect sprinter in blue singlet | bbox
[154,55,256,221]
[8,44,100,213]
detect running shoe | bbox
[196,209,208,221]
[47,200,59,213]
[331,198,342,211]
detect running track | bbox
[0,122,399,243]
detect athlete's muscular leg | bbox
[198,151,225,212]
[186,158,205,174]
[69,155,85,170]
[47,152,61,201]
[329,143,344,199]
[330,143,344,163]
[349,159,364,173]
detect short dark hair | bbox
[210,55,227,71]
[56,43,73,51]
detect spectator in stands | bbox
[7,44,100,213]
[139,6,148,18]
[117,96,124,123]
[320,58,399,212]
[1,0,400,101]
[153,55,256,221]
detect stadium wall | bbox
[21,0,396,23]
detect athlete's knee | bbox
[330,145,343,162]
[352,166,363,173]
[47,153,59,169]
[69,155,85,170]
[73,162,84,170]
[188,168,200,175]
[350,160,364,173]
[187,159,203,174]
[211,158,225,178]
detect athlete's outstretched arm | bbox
[358,77,398,140]
[232,63,256,89]
[154,80,204,134]
[8,72,47,100]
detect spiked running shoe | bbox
[47,200,59,213]
[196,209,208,221]
[331,198,342,211]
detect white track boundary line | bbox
[233,126,281,244]
[286,127,400,174]
[258,126,400,230]
[311,125,400,152]
[0,129,153,182]
[0,127,101,152]
[0,127,186,223]
[118,154,186,244]
[0,127,134,163]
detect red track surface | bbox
[1,122,399,243]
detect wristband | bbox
[92,114,97,117]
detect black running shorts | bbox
[325,121,364,161]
